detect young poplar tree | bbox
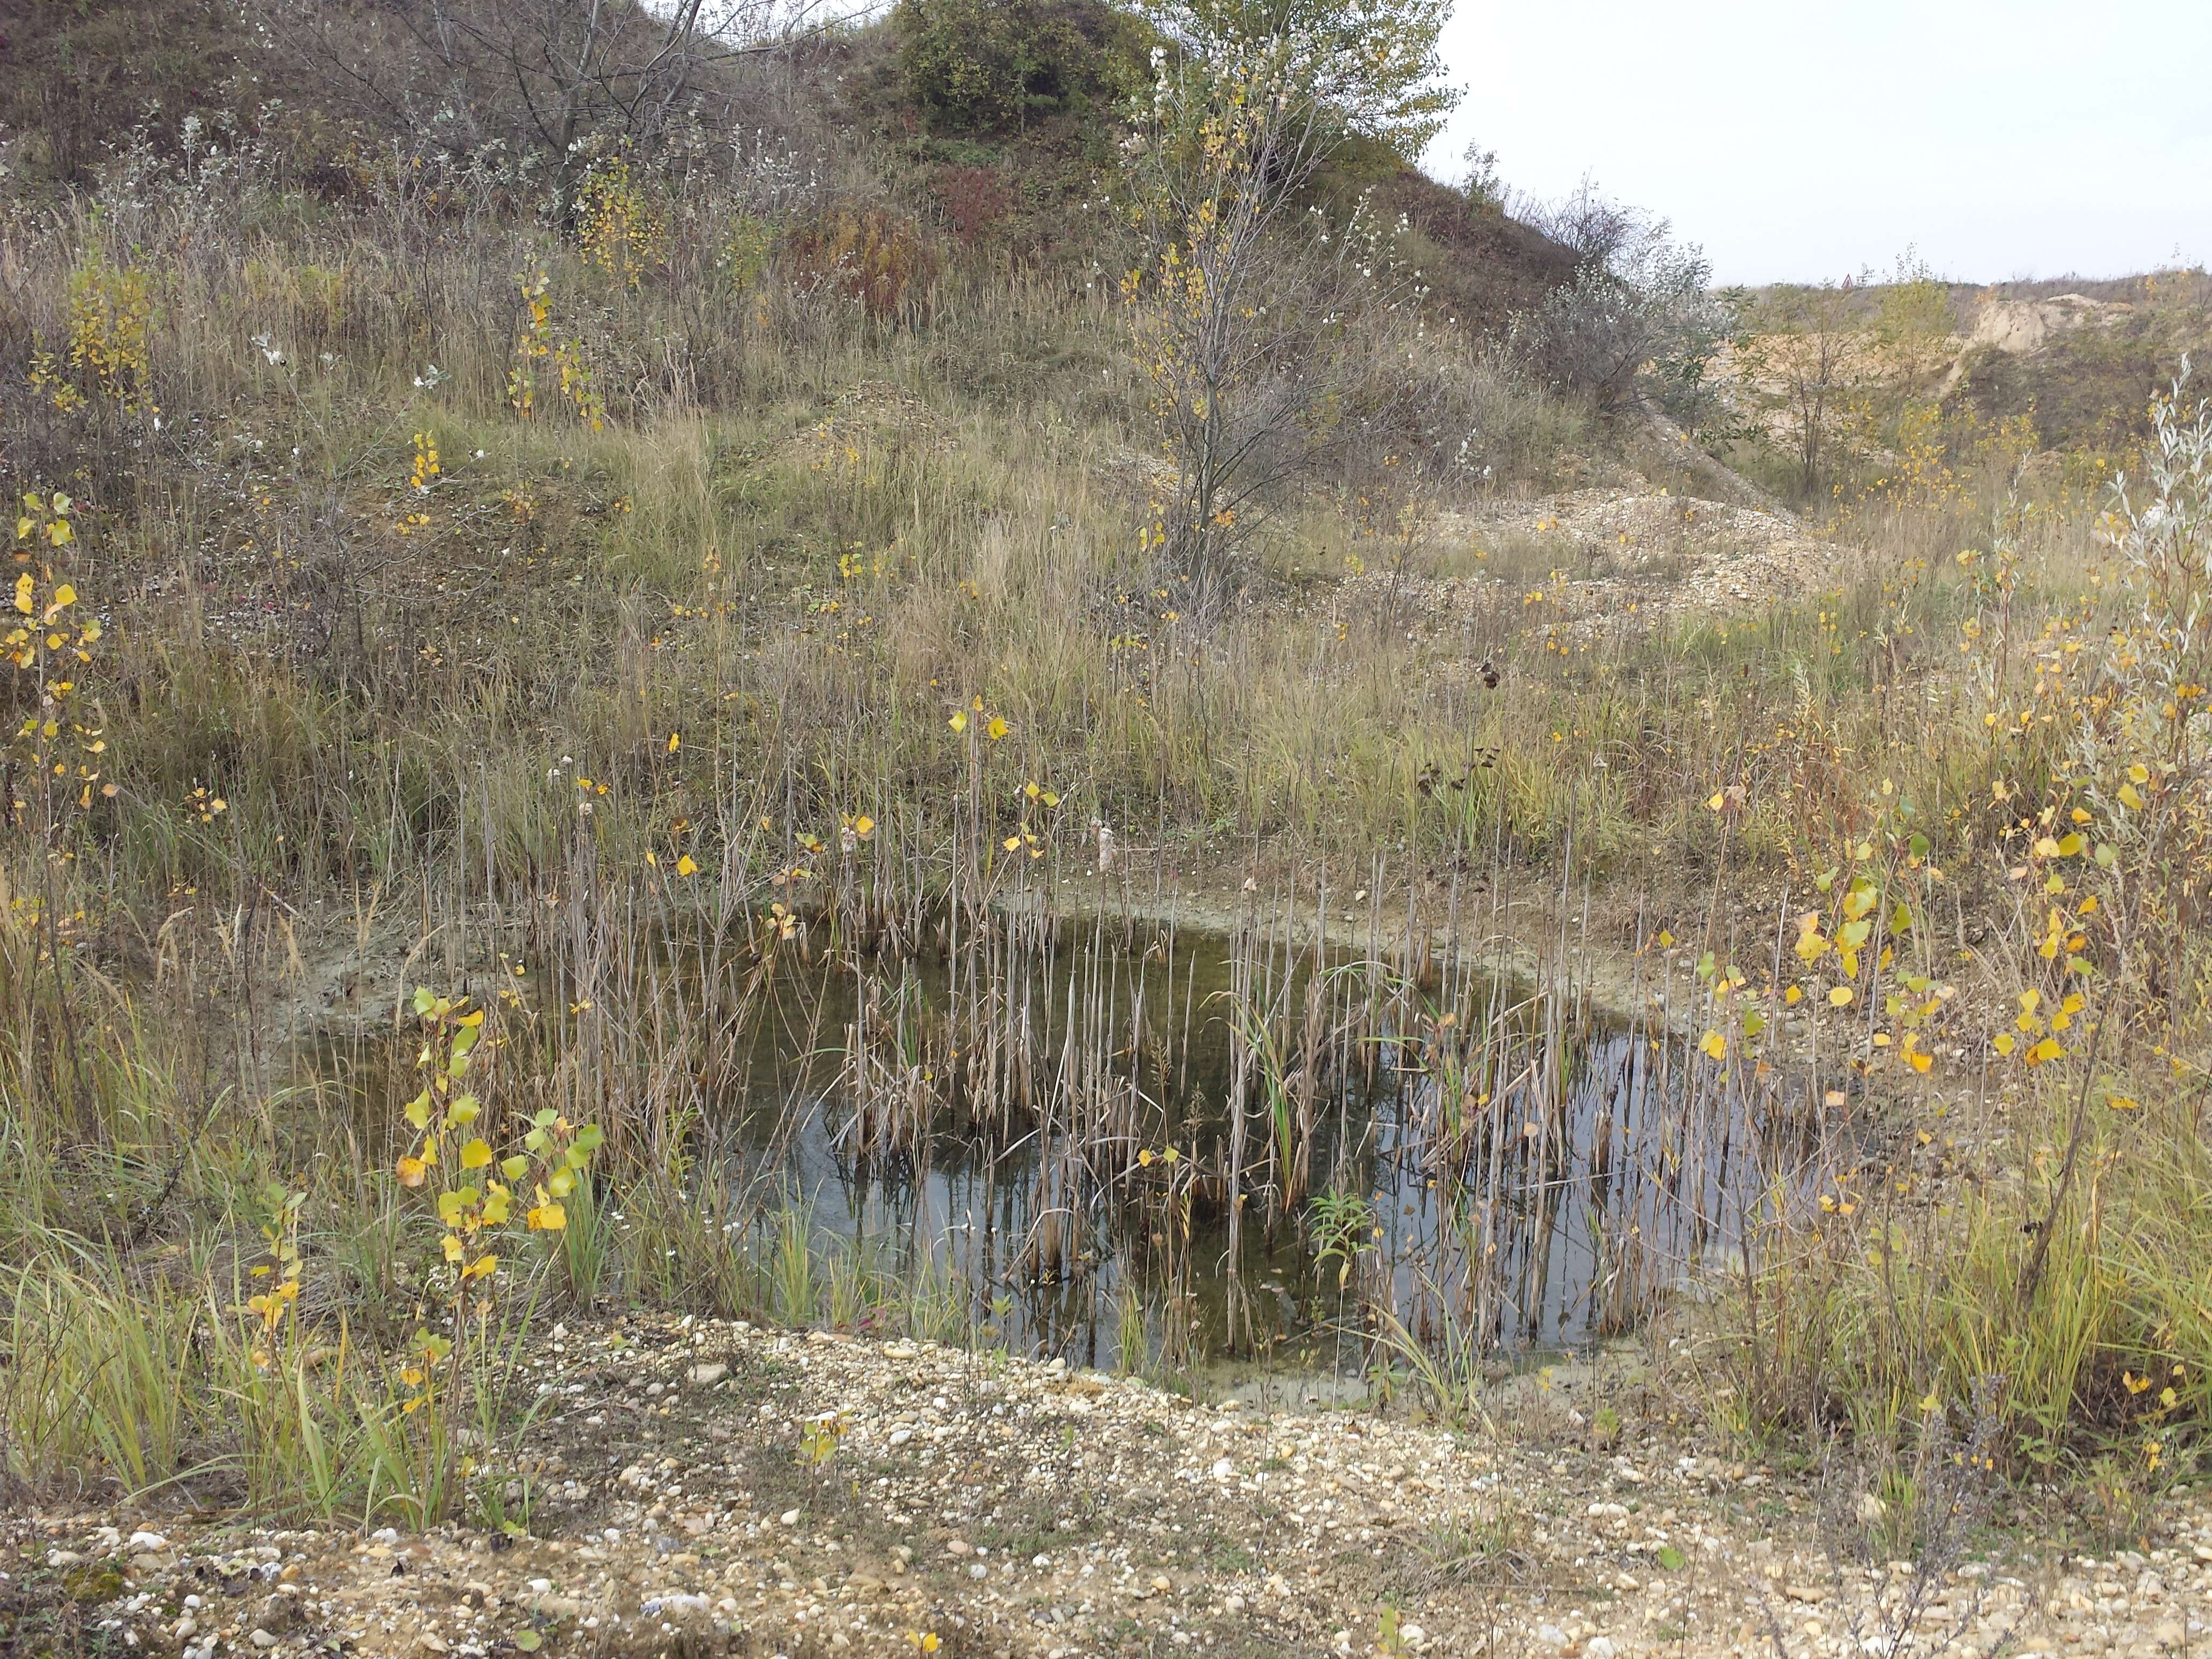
[1119,0,1456,601]
[1140,0,1459,160]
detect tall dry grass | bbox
[0,111,2201,1535]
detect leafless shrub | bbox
[1512,184,1735,430]
[1520,174,1653,272]
[251,0,860,195]
[1774,1384,2019,1659]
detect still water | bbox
[702,915,1814,1376]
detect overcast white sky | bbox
[1424,0,2212,286]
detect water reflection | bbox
[712,920,1821,1375]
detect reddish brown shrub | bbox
[780,208,940,319]
[938,165,1017,246]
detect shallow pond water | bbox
[705,912,1822,1376]
[316,902,1829,1379]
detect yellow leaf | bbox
[676,855,699,877]
[2025,1038,2065,1066]
[1828,985,1854,1007]
[1706,792,1724,811]
[853,814,874,836]
[398,1156,429,1187]
[667,731,681,752]
[12,574,32,615]
[2119,783,2146,810]
[1784,985,1803,1005]
[50,584,74,608]
[528,1202,568,1231]
[949,711,968,733]
[1993,1033,2015,1056]
[460,1138,493,1169]
[987,716,1009,742]
[1700,1031,1727,1061]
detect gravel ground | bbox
[8,1318,2210,1659]
[1444,489,1852,615]
[1321,488,1855,643]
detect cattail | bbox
[1095,820,1116,873]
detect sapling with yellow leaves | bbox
[1119,38,1415,597]
[575,154,669,290]
[6,493,110,841]
[506,270,606,431]
[63,245,156,417]
[392,987,602,1517]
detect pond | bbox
[693,904,1827,1379]
[315,895,1833,1383]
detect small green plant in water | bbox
[1307,1189,1376,1290]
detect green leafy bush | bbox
[896,0,1104,132]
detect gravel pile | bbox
[8,1317,2210,1658]
[1446,489,1852,615]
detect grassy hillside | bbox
[3,0,2211,1572]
